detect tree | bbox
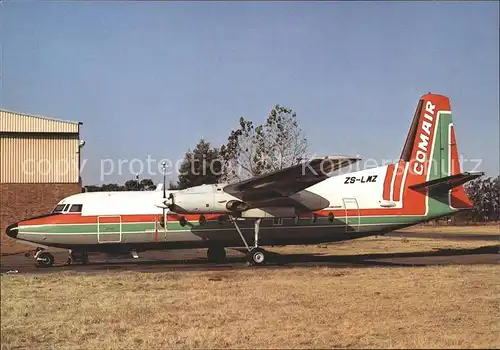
[83,178,156,192]
[464,175,500,222]
[124,179,140,191]
[124,178,156,191]
[220,105,308,182]
[139,178,156,191]
[168,181,180,190]
[176,139,223,190]
[84,183,124,192]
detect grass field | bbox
[397,224,499,235]
[270,235,499,256]
[1,237,499,349]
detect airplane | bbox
[5,93,483,267]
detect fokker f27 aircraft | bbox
[6,93,483,267]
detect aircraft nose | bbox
[5,222,18,239]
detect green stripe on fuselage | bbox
[18,214,427,235]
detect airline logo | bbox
[413,101,436,176]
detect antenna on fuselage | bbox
[161,161,167,199]
[160,161,168,231]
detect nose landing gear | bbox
[34,250,54,268]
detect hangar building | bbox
[0,110,83,253]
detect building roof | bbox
[0,109,81,134]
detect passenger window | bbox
[69,204,83,213]
[52,204,65,213]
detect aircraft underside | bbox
[20,227,382,252]
[14,220,417,267]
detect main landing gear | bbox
[230,217,268,266]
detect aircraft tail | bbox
[399,93,478,209]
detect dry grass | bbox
[269,236,498,256]
[397,224,499,235]
[2,264,499,349]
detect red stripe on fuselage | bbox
[19,207,427,230]
[383,164,395,201]
[392,161,406,202]
[20,214,159,226]
[19,213,230,227]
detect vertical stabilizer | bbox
[400,94,474,209]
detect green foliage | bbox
[168,181,180,190]
[140,179,156,191]
[220,104,308,181]
[176,139,223,190]
[84,183,124,192]
[463,175,500,222]
[84,178,156,192]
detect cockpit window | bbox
[52,204,65,213]
[63,204,70,211]
[69,204,83,213]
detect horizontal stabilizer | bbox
[409,171,484,192]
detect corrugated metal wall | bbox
[0,109,81,184]
[0,110,79,133]
[0,134,80,183]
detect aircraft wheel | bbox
[37,252,54,267]
[207,246,226,263]
[247,248,266,266]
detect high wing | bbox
[223,156,360,207]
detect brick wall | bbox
[0,183,81,254]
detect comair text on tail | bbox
[400,93,483,213]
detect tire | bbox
[207,247,226,263]
[247,248,266,266]
[37,252,54,267]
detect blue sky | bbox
[1,1,498,185]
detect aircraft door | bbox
[97,215,122,243]
[342,198,360,232]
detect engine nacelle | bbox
[164,184,329,216]
[290,190,330,211]
[225,200,250,212]
[166,184,249,214]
